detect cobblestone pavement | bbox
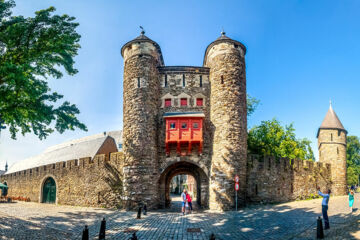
[0,194,359,239]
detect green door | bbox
[42,177,56,203]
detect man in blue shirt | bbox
[317,187,331,229]
[181,189,187,215]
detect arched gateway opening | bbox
[42,177,56,203]
[159,161,209,209]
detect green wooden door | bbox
[42,178,56,203]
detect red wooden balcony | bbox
[164,112,204,156]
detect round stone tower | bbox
[317,103,347,195]
[121,30,164,209]
[204,32,247,210]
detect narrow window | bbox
[164,74,168,87]
[53,164,55,169]
[193,122,199,129]
[75,159,79,166]
[196,98,203,106]
[255,184,258,195]
[63,162,66,168]
[170,122,176,129]
[221,75,224,84]
[182,74,185,87]
[30,169,32,175]
[165,98,172,107]
[199,75,203,87]
[181,122,188,129]
[180,98,187,106]
[44,166,47,171]
[337,147,339,154]
[331,133,333,141]
[36,167,39,172]
[137,77,140,88]
[23,170,26,175]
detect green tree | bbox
[247,94,260,117]
[346,135,360,185]
[248,118,315,161]
[0,0,87,139]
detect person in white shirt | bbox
[317,187,331,230]
[181,189,187,215]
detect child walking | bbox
[349,189,355,213]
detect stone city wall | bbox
[0,152,125,208]
[246,155,332,203]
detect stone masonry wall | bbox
[157,67,211,208]
[122,42,161,209]
[318,129,347,195]
[0,152,125,208]
[206,41,247,210]
[246,155,332,203]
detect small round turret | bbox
[121,30,163,209]
[204,32,247,210]
[317,103,347,195]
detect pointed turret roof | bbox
[203,31,246,66]
[120,28,164,65]
[317,103,346,137]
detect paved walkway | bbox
[0,194,359,239]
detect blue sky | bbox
[1,0,360,169]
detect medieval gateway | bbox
[0,31,347,211]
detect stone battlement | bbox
[0,152,125,208]
[246,155,332,203]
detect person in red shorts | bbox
[186,192,193,214]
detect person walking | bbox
[317,187,331,230]
[349,189,355,213]
[181,189,187,215]
[186,193,193,214]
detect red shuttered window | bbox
[181,98,187,106]
[196,98,203,106]
[165,99,171,107]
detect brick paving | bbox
[0,194,358,239]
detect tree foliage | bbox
[247,94,259,117]
[346,135,360,185]
[248,118,315,161]
[0,0,87,139]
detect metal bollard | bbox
[137,207,142,219]
[130,232,138,240]
[99,217,106,240]
[316,216,324,239]
[209,233,216,240]
[82,225,89,240]
[143,205,147,215]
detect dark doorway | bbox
[42,177,56,203]
[159,161,208,209]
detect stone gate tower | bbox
[317,103,347,195]
[121,30,164,208]
[204,32,247,210]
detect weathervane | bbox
[221,27,226,36]
[140,26,145,35]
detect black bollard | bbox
[209,233,216,240]
[99,217,106,240]
[316,216,324,239]
[137,207,142,219]
[143,205,147,215]
[82,225,89,240]
[130,232,138,240]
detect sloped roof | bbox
[317,104,346,137]
[6,130,122,174]
[319,104,345,130]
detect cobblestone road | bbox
[0,194,359,239]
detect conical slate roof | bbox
[317,104,346,137]
[120,31,164,65]
[203,31,246,66]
